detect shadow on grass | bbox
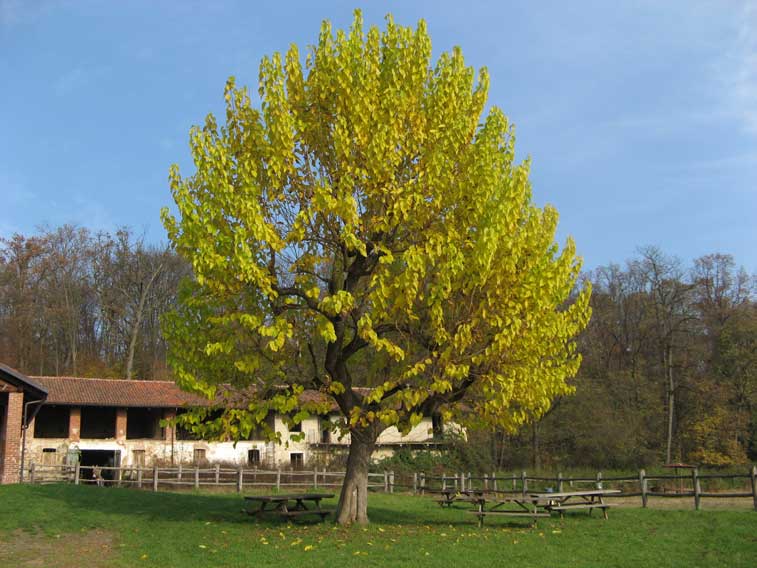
[12,484,610,530]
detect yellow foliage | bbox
[161,10,591,439]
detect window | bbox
[33,406,70,438]
[41,448,57,465]
[132,450,146,467]
[320,419,331,443]
[289,421,302,433]
[126,408,163,439]
[290,453,304,469]
[432,414,444,439]
[193,449,206,464]
[80,407,116,439]
[247,449,260,466]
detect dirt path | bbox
[0,528,117,568]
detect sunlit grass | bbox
[1,484,755,567]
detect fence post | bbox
[215,464,220,485]
[74,462,80,485]
[557,472,563,493]
[276,468,281,491]
[117,465,123,487]
[420,472,426,495]
[484,473,489,491]
[177,463,182,481]
[639,469,647,508]
[390,471,395,494]
[237,466,243,493]
[521,471,527,497]
[313,467,318,489]
[750,465,757,511]
[512,473,517,491]
[152,465,159,492]
[596,471,603,490]
[194,466,200,490]
[29,462,35,484]
[442,472,447,491]
[492,472,498,492]
[384,471,389,493]
[693,467,701,510]
[137,465,143,489]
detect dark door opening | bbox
[79,449,121,484]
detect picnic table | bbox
[431,488,486,507]
[530,489,621,520]
[436,488,621,526]
[243,493,334,522]
[467,493,552,527]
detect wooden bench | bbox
[243,493,334,522]
[279,510,331,520]
[530,489,620,520]
[467,510,550,522]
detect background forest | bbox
[1,225,754,469]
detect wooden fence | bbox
[24,462,395,493]
[406,466,757,510]
[24,462,756,510]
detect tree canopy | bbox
[161,11,591,523]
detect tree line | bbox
[482,247,756,468]
[0,225,188,380]
[1,227,754,467]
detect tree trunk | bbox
[665,344,675,463]
[126,264,162,380]
[531,421,541,471]
[335,424,381,525]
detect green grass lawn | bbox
[1,484,755,567]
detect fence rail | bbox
[409,466,757,510]
[24,463,393,493]
[23,462,756,510]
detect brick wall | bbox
[0,392,24,484]
[69,407,81,442]
[116,408,127,442]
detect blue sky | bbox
[1,0,755,271]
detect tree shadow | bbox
[23,484,592,530]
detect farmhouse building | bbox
[1,363,441,483]
[0,363,48,484]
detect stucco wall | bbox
[26,411,440,468]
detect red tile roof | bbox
[30,375,347,411]
[32,377,371,410]
[31,376,210,408]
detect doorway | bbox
[78,449,121,484]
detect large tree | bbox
[161,12,591,524]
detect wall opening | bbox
[132,449,146,467]
[80,407,116,439]
[41,448,57,465]
[247,413,275,440]
[126,408,163,439]
[33,405,70,438]
[247,448,260,466]
[290,452,304,469]
[193,448,206,464]
[176,409,223,440]
[320,418,331,443]
[79,449,120,483]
